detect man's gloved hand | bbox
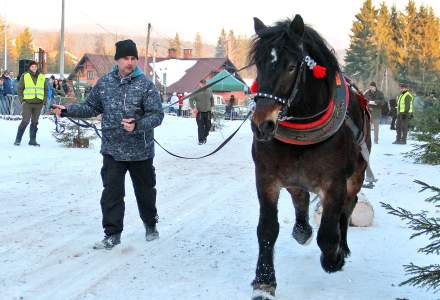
[121,118,136,132]
[51,104,66,117]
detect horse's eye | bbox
[287,65,296,73]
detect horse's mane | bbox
[249,18,339,77]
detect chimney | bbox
[168,48,177,59]
[183,48,193,59]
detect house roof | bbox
[70,54,244,94]
[69,54,167,80]
[166,58,242,94]
[207,69,248,92]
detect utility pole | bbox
[59,0,65,79]
[145,23,151,75]
[4,0,7,70]
[152,42,157,85]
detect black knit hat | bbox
[369,81,376,87]
[28,60,38,68]
[114,39,138,60]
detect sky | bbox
[2,0,440,50]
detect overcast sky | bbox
[2,0,440,49]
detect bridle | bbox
[253,54,330,122]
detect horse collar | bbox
[274,71,349,145]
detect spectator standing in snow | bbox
[190,79,214,145]
[364,82,385,144]
[13,61,48,146]
[52,40,164,250]
[169,92,179,114]
[1,70,14,97]
[177,93,183,116]
[393,83,414,145]
[182,92,190,117]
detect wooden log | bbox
[314,193,374,227]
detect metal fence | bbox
[0,95,77,116]
[0,95,21,115]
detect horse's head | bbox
[250,15,306,141]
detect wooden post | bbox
[145,23,151,76]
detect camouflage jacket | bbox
[64,66,164,161]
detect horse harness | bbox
[253,66,373,175]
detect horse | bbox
[249,14,371,299]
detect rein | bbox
[51,63,254,160]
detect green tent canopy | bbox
[207,70,248,92]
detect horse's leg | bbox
[287,188,313,245]
[317,180,346,273]
[340,163,366,257]
[252,178,280,300]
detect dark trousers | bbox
[390,114,397,129]
[100,154,157,236]
[196,111,212,143]
[396,114,410,142]
[19,102,43,129]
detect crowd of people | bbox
[0,67,73,116]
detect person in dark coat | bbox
[388,97,397,130]
[190,79,214,144]
[52,39,164,249]
[1,70,14,96]
[364,81,385,144]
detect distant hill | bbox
[8,23,216,59]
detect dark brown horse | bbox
[249,15,371,299]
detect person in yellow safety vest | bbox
[14,61,48,146]
[393,82,414,145]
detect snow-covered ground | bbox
[0,115,438,300]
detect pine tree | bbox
[389,5,405,78]
[194,32,203,58]
[94,34,106,55]
[381,180,440,293]
[401,0,419,82]
[52,119,97,148]
[371,2,393,89]
[169,33,182,58]
[15,27,34,60]
[48,37,76,74]
[215,29,227,58]
[344,0,378,86]
[406,94,440,165]
[227,30,239,60]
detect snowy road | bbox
[0,116,438,299]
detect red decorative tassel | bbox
[312,65,327,79]
[250,80,259,93]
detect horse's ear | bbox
[254,17,267,36]
[289,14,304,37]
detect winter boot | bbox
[392,139,401,144]
[29,125,40,146]
[145,224,159,241]
[14,126,26,146]
[93,233,121,250]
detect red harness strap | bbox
[274,72,350,145]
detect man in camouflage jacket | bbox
[53,40,164,249]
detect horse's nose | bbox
[259,120,276,135]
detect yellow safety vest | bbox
[397,91,414,113]
[23,73,45,101]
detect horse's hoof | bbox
[292,223,313,245]
[252,289,276,300]
[320,251,345,273]
[252,283,276,300]
[341,244,351,258]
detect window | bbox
[87,71,94,80]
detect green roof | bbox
[207,70,248,92]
